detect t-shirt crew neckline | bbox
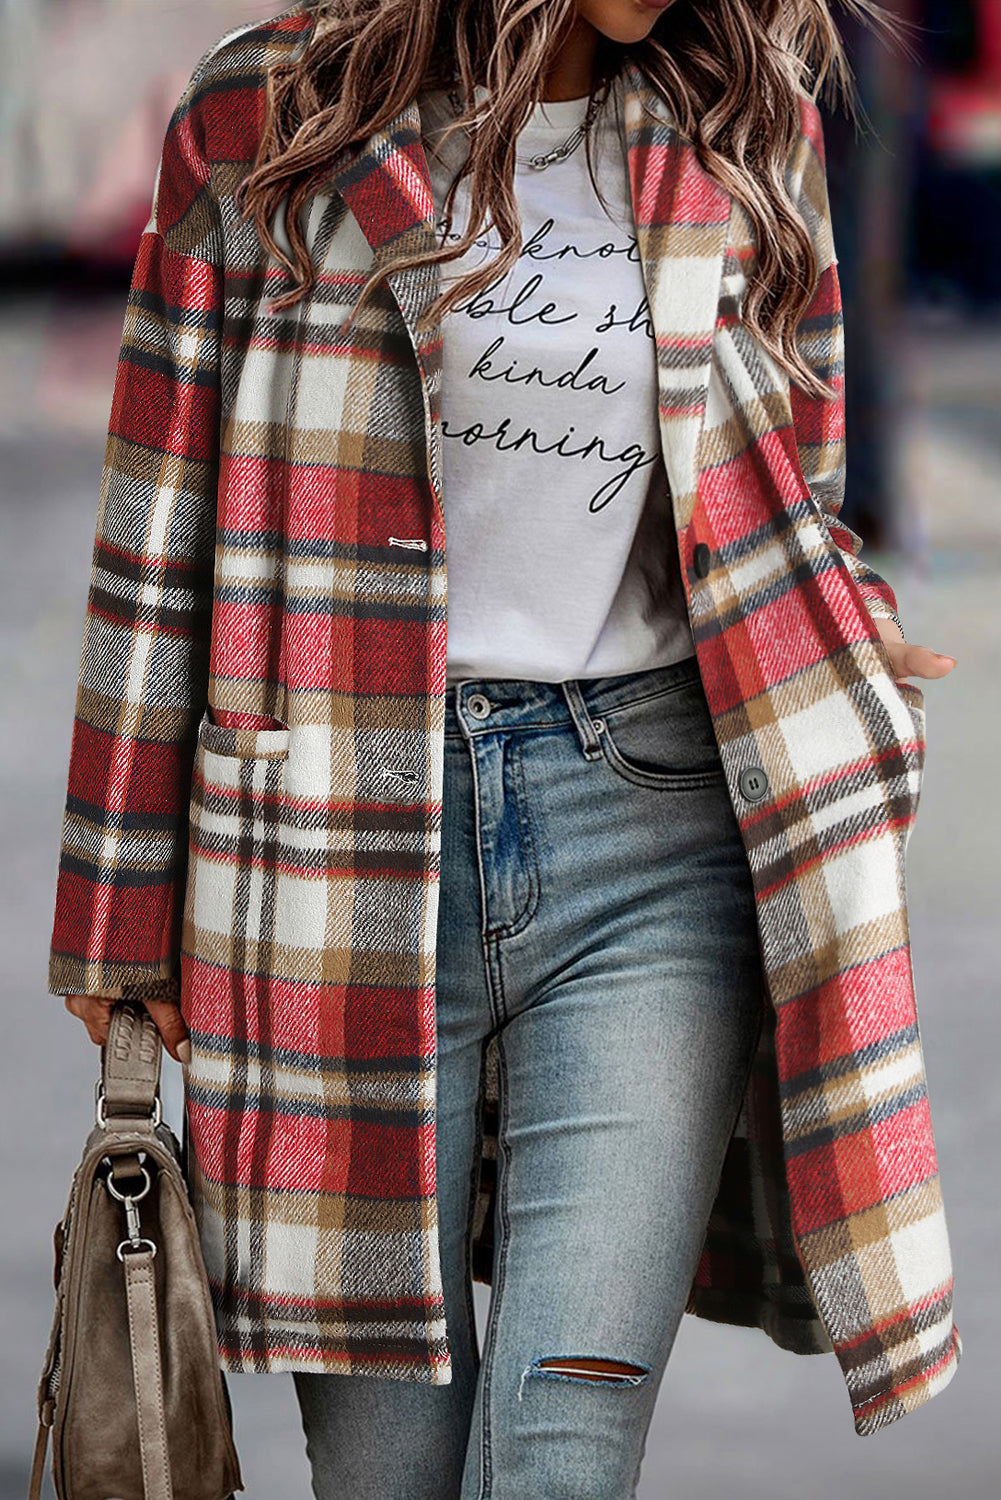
[471,82,591,138]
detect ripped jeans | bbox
[293,654,765,1500]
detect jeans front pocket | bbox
[593,673,726,791]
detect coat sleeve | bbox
[786,95,905,637]
[47,52,224,1004]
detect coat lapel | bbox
[616,57,733,529]
[325,103,446,520]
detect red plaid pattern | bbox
[47,2,960,1433]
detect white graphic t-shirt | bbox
[419,81,695,684]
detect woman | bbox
[50,0,962,1493]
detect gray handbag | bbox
[31,1000,243,1500]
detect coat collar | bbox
[320,55,734,524]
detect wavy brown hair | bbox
[237,0,902,398]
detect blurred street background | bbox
[2,1,999,1496]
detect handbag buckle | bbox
[103,1160,159,1260]
[94,1080,162,1131]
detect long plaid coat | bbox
[47,1,961,1436]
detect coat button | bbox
[738,765,769,801]
[467,693,492,720]
[693,542,711,578]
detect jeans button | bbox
[467,693,492,720]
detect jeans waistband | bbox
[443,652,701,757]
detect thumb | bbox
[141,998,191,1065]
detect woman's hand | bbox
[64,994,191,1065]
[874,618,957,686]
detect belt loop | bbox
[560,679,604,760]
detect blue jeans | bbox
[293,654,765,1499]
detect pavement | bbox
[1,296,998,1498]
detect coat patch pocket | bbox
[866,639,927,740]
[196,706,291,761]
[894,680,927,771]
[892,678,925,714]
[183,717,293,1003]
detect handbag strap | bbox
[27,1249,175,1500]
[123,1246,174,1500]
[102,1000,162,1122]
[28,1410,50,1500]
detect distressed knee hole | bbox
[518,1355,651,1400]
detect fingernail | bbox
[935,655,957,665]
[177,1039,192,1065]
